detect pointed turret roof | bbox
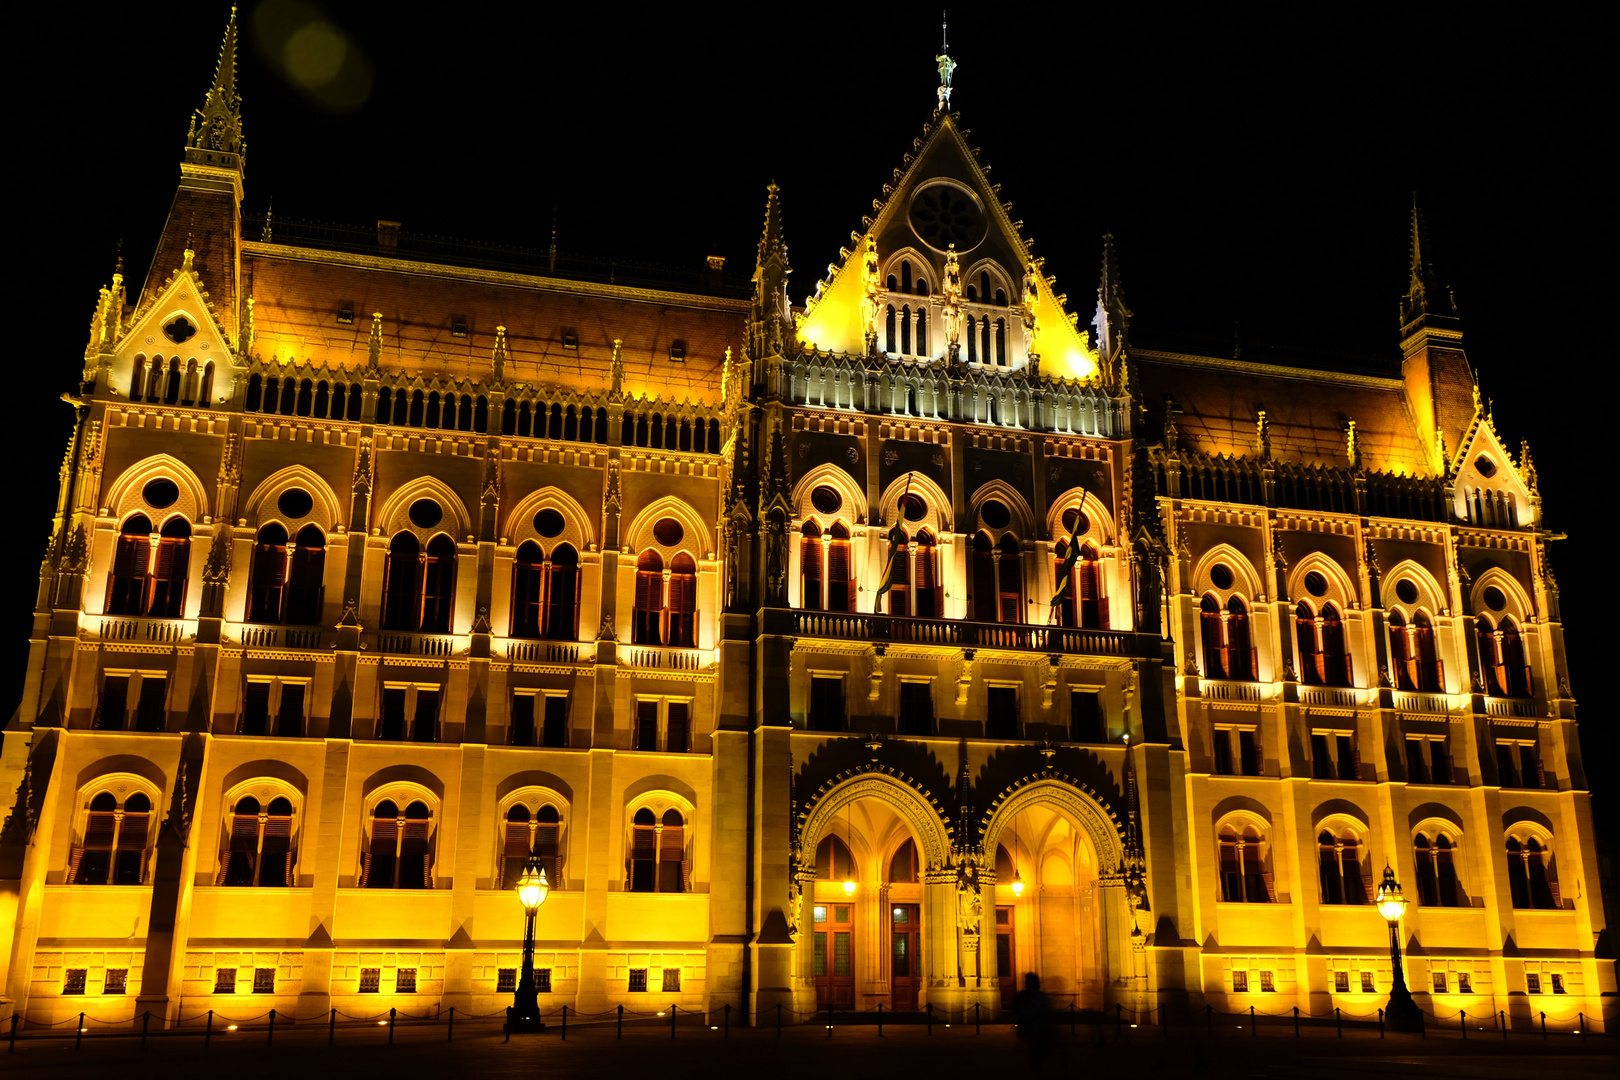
[756,181,789,273]
[1400,194,1457,328]
[186,6,244,162]
[1093,233,1132,370]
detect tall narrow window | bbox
[285,526,325,626]
[502,806,532,889]
[827,524,852,612]
[277,682,306,738]
[146,517,191,618]
[363,800,432,889]
[997,534,1024,623]
[247,524,289,623]
[633,550,665,645]
[381,533,421,631]
[71,792,151,886]
[130,357,147,399]
[1393,612,1442,691]
[667,553,697,647]
[1226,597,1254,680]
[630,808,658,891]
[986,685,1019,739]
[800,522,823,611]
[972,532,997,621]
[810,675,845,732]
[899,681,933,736]
[97,675,129,730]
[900,304,912,354]
[1070,690,1103,742]
[545,545,579,640]
[665,700,690,753]
[1077,543,1104,629]
[966,315,978,362]
[411,688,440,742]
[220,795,295,887]
[1218,826,1271,903]
[885,305,896,353]
[511,541,545,638]
[106,515,152,616]
[1318,831,1366,905]
[241,681,271,735]
[509,693,536,746]
[542,694,569,747]
[134,675,167,731]
[1201,596,1227,678]
[912,530,939,617]
[886,529,910,615]
[635,699,659,750]
[659,809,687,893]
[419,535,456,633]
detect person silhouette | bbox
[1014,972,1055,1074]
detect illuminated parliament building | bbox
[2,12,1611,1030]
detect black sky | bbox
[9,4,1612,831]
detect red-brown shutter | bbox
[828,540,850,606]
[1262,872,1278,902]
[635,570,661,617]
[262,815,293,885]
[84,811,116,850]
[401,820,431,887]
[364,818,399,886]
[631,825,657,860]
[1361,857,1376,902]
[1548,878,1562,907]
[67,845,86,883]
[534,823,559,881]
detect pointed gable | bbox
[797,113,1097,380]
[111,253,236,408]
[1451,412,1536,528]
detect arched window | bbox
[900,262,912,293]
[971,532,996,622]
[545,544,580,640]
[131,357,147,400]
[425,392,441,429]
[375,386,391,424]
[886,527,910,615]
[815,834,856,881]
[1414,832,1462,907]
[633,550,665,645]
[519,401,533,437]
[1391,611,1442,692]
[419,535,457,633]
[980,270,991,299]
[314,381,330,418]
[407,390,424,427]
[667,553,698,648]
[1056,541,1105,629]
[247,523,289,623]
[628,806,689,893]
[69,791,152,885]
[147,518,191,618]
[549,403,564,440]
[199,361,215,404]
[285,526,325,625]
[297,379,314,416]
[912,530,939,618]
[996,534,1024,623]
[147,358,165,402]
[966,315,977,362]
[163,358,182,405]
[329,382,345,419]
[1317,829,1368,905]
[799,521,823,611]
[106,514,152,616]
[994,318,1006,365]
[1297,602,1352,686]
[475,395,489,433]
[1505,833,1558,909]
[1200,595,1226,678]
[381,533,422,631]
[1478,615,1531,698]
[280,378,297,416]
[822,523,850,612]
[502,398,516,435]
[511,541,545,639]
[900,304,912,354]
[219,795,295,887]
[1202,595,1254,680]
[362,799,433,889]
[245,372,262,411]
[916,309,929,355]
[1217,824,1272,903]
[885,305,896,353]
[501,803,563,889]
[889,838,918,883]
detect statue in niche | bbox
[941,245,963,360]
[860,234,881,353]
[1021,262,1039,360]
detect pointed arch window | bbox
[1505,835,1558,909]
[1296,602,1352,686]
[966,315,977,362]
[912,530,940,617]
[545,544,580,640]
[628,807,689,893]
[106,514,153,616]
[362,799,433,889]
[1414,833,1462,907]
[284,526,325,625]
[816,834,856,881]
[1202,595,1255,680]
[1056,541,1106,629]
[1317,829,1368,905]
[667,553,697,648]
[886,528,911,615]
[147,518,191,618]
[1390,611,1442,692]
[130,357,147,400]
[69,791,151,886]
[633,550,665,645]
[915,309,929,355]
[218,795,296,887]
[900,305,912,354]
[1477,615,1531,697]
[900,262,912,294]
[1217,825,1272,903]
[994,318,1006,365]
[889,838,919,883]
[827,523,852,613]
[247,524,289,623]
[799,521,823,611]
[511,541,546,638]
[381,533,422,631]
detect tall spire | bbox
[187,6,244,163]
[749,182,793,362]
[935,12,957,111]
[1093,233,1132,369]
[1401,193,1457,328]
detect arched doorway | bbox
[796,774,951,1015]
[981,781,1123,1012]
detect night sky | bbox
[10,5,1611,835]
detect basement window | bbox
[451,317,469,338]
[628,969,648,992]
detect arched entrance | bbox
[981,780,1125,1012]
[796,773,952,1015]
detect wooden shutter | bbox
[261,815,293,886]
[1547,878,1562,907]
[1262,871,1278,902]
[228,813,260,885]
[534,823,559,881]
[502,819,531,888]
[365,817,399,887]
[116,811,149,884]
[801,537,823,609]
[401,820,431,887]
[83,811,116,850]
[1360,857,1376,902]
[828,539,850,611]
[67,845,87,883]
[1352,738,1366,781]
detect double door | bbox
[814,902,854,1009]
[996,905,1017,1007]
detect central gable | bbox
[797,114,1097,381]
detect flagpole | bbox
[874,474,916,615]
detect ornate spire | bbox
[749,183,793,360]
[1401,193,1457,327]
[367,312,383,374]
[187,6,244,162]
[1346,419,1361,468]
[935,12,957,111]
[491,325,508,386]
[1093,233,1132,368]
[609,338,624,399]
[1255,409,1271,460]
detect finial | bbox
[1346,419,1360,468]
[492,324,508,385]
[1471,371,1482,413]
[935,11,956,111]
[262,198,274,243]
[1255,409,1270,460]
[610,338,624,398]
[367,312,383,372]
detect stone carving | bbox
[860,234,880,353]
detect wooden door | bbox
[814,902,855,1010]
[996,905,1017,1007]
[890,903,920,1011]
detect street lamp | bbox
[511,852,550,1030]
[1374,865,1423,1031]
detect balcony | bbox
[506,639,584,664]
[1484,696,1538,719]
[238,623,326,649]
[766,608,1157,659]
[619,644,712,671]
[93,615,190,644]
[374,631,459,657]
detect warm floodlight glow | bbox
[516,857,550,914]
[1011,874,1025,897]
[1374,865,1407,923]
[843,876,857,896]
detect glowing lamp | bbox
[1374,865,1407,924]
[1011,874,1025,897]
[516,856,550,914]
[842,876,857,896]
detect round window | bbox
[534,508,565,538]
[901,493,928,522]
[1209,564,1234,590]
[162,316,196,344]
[980,500,1011,529]
[1061,507,1091,536]
[810,485,843,515]
[1474,455,1497,478]
[1394,578,1420,605]
[1482,586,1506,612]
[277,488,314,520]
[408,499,443,529]
[1304,571,1328,598]
[907,182,987,252]
[142,478,180,509]
[653,518,685,546]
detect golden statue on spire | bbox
[936,12,956,111]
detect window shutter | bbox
[84,811,116,851]
[1361,858,1376,902]
[358,850,372,887]
[1534,754,1547,789]
[504,820,532,859]
[401,820,432,887]
[1098,595,1110,629]
[215,844,232,885]
[535,823,559,883]
[1262,871,1278,902]
[67,845,86,884]
[634,569,659,615]
[1352,739,1366,781]
[631,825,657,860]
[660,824,684,862]
[828,540,849,607]
[1548,878,1561,907]
[261,815,293,886]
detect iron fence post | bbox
[329,1007,336,1045]
[671,1003,677,1039]
[142,1010,150,1049]
[561,1004,567,1041]
[618,1004,624,1039]
[76,1012,84,1051]
[206,1010,213,1048]
[268,1009,275,1047]
[388,1007,396,1044]
[447,1006,454,1042]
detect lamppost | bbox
[511,852,550,1030]
[1375,864,1424,1031]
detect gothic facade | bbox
[2,12,1611,1030]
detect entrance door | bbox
[890,903,921,1010]
[996,905,1017,1007]
[814,902,854,1010]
